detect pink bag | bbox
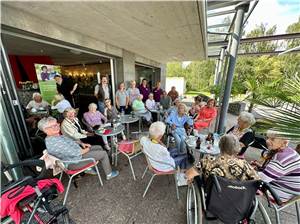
[118,140,134,153]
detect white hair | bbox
[266,129,288,140]
[218,134,241,155]
[239,111,256,126]
[149,121,166,139]
[88,103,97,111]
[38,117,57,131]
[32,92,41,99]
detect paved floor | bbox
[61,113,299,224]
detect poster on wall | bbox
[34,64,61,103]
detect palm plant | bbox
[253,73,300,141]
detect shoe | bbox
[84,168,97,175]
[106,170,119,180]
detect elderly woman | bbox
[116,82,129,113]
[127,80,140,106]
[51,94,71,113]
[61,107,110,150]
[257,130,300,202]
[194,99,217,131]
[186,134,259,182]
[26,92,50,112]
[83,103,110,149]
[140,122,187,171]
[132,94,152,122]
[227,111,256,156]
[166,103,193,153]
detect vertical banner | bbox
[34,64,61,103]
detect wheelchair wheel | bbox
[186,183,205,224]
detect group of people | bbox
[141,107,300,203]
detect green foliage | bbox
[286,16,300,48]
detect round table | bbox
[95,124,125,166]
[119,115,139,139]
[185,134,220,159]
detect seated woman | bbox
[132,94,152,123]
[227,111,256,156]
[186,134,259,182]
[188,96,201,118]
[51,94,71,114]
[146,93,158,122]
[83,103,110,150]
[160,91,172,110]
[104,98,119,122]
[140,122,187,171]
[26,92,50,112]
[194,99,217,132]
[61,107,110,150]
[166,103,193,153]
[257,130,300,202]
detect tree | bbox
[286,16,300,48]
[242,23,278,53]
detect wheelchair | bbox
[186,175,282,224]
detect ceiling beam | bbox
[208,49,300,58]
[208,32,300,47]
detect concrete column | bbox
[160,64,167,89]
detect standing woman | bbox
[94,75,111,114]
[139,79,151,102]
[153,81,163,103]
[116,82,129,114]
[127,80,140,109]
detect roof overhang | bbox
[2,1,208,63]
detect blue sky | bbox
[244,0,300,34]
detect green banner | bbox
[34,64,61,103]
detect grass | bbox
[184,90,212,97]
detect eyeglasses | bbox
[45,123,59,129]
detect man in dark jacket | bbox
[54,74,77,107]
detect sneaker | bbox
[106,170,119,180]
[84,168,97,175]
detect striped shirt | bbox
[259,147,300,202]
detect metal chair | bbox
[59,158,103,205]
[269,195,300,224]
[141,151,179,200]
[116,139,143,180]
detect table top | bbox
[185,134,220,155]
[29,109,49,116]
[95,124,125,137]
[119,115,139,124]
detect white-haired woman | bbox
[256,130,300,202]
[140,122,187,171]
[61,107,109,150]
[166,103,193,153]
[51,94,71,113]
[26,92,50,111]
[227,111,256,156]
[83,103,110,149]
[132,94,152,122]
[186,134,259,182]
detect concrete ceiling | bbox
[2,33,110,66]
[2,1,207,62]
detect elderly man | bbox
[140,122,187,171]
[258,130,300,202]
[167,86,179,102]
[38,117,119,180]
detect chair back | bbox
[205,175,259,224]
[81,117,93,132]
